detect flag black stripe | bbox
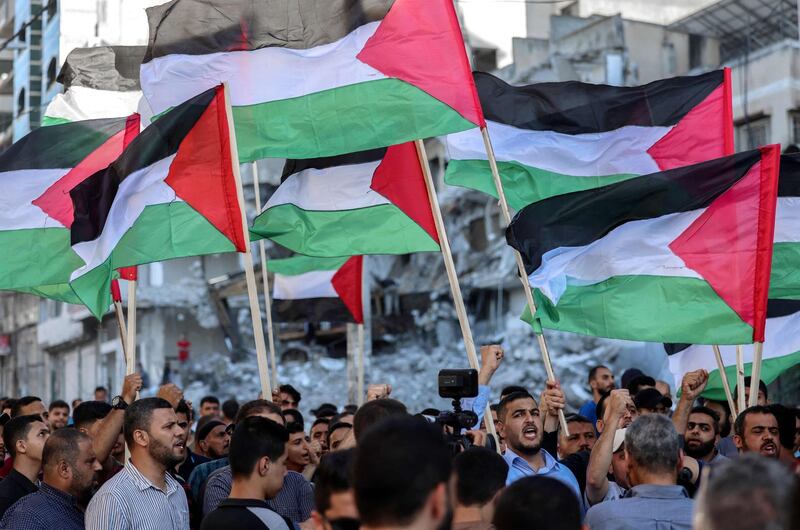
[507,150,762,274]
[58,46,146,91]
[0,118,126,171]
[273,297,355,323]
[281,147,386,181]
[475,70,724,135]
[70,87,217,246]
[779,153,800,197]
[144,0,395,63]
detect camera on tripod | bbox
[436,369,482,454]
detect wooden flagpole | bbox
[222,83,273,401]
[712,345,738,417]
[125,279,137,376]
[479,127,570,435]
[414,139,499,446]
[748,342,764,408]
[735,345,746,414]
[357,323,365,407]
[110,280,128,362]
[251,161,279,390]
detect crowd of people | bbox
[0,345,796,529]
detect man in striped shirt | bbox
[85,397,190,530]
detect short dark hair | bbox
[734,405,776,438]
[221,399,239,420]
[311,417,331,430]
[767,404,796,449]
[283,409,304,430]
[72,401,112,431]
[500,385,527,399]
[453,447,508,506]
[626,375,656,394]
[315,449,355,514]
[596,392,609,421]
[234,399,283,424]
[42,428,89,470]
[354,417,451,526]
[123,397,173,446]
[497,391,535,422]
[689,406,721,435]
[588,365,609,383]
[200,395,220,407]
[286,422,305,436]
[734,377,768,401]
[229,416,289,479]
[11,396,42,417]
[493,476,581,530]
[175,399,192,418]
[94,386,107,394]
[279,384,301,404]
[48,400,69,413]
[352,399,408,441]
[328,421,352,441]
[3,415,45,458]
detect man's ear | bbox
[497,420,506,439]
[132,429,149,449]
[58,460,72,480]
[259,456,271,477]
[15,439,26,456]
[733,434,743,451]
[428,482,448,522]
[308,510,326,530]
[676,449,684,472]
[596,419,604,434]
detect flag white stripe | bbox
[264,160,387,213]
[70,154,180,279]
[446,120,671,177]
[775,196,800,243]
[273,270,337,300]
[45,86,146,122]
[141,22,385,115]
[529,209,704,304]
[0,169,69,230]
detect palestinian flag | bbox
[0,116,139,302]
[508,146,780,345]
[667,153,800,399]
[68,86,246,318]
[445,70,733,210]
[270,255,363,324]
[250,142,439,257]
[44,46,149,126]
[140,0,484,162]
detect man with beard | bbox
[86,398,189,530]
[497,391,580,502]
[733,406,780,458]
[578,365,615,429]
[194,417,230,460]
[175,400,209,482]
[354,416,452,530]
[683,407,727,464]
[557,415,596,459]
[701,399,738,457]
[0,429,101,529]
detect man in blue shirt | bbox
[578,365,615,430]
[497,390,581,503]
[0,428,101,530]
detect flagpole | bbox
[221,83,273,401]
[126,279,137,376]
[251,160,279,391]
[414,139,499,446]
[748,342,764,407]
[712,345,738,417]
[479,127,570,435]
[735,345,746,414]
[110,280,128,361]
[357,323,365,407]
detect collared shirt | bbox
[0,468,38,519]
[176,450,210,483]
[0,482,83,530]
[189,457,229,500]
[203,466,314,523]
[85,460,190,530]
[461,385,491,426]
[584,484,693,530]
[503,447,581,500]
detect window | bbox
[16,88,24,117]
[790,111,800,148]
[46,57,56,87]
[736,117,770,150]
[689,34,704,70]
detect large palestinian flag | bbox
[667,153,800,399]
[0,116,138,302]
[509,147,780,345]
[250,142,439,257]
[446,70,733,210]
[68,86,246,318]
[44,46,149,126]
[140,0,484,162]
[270,255,363,324]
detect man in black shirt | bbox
[0,415,50,518]
[201,416,292,530]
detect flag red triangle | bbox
[33,114,140,227]
[332,256,364,324]
[356,0,485,127]
[164,86,246,252]
[669,145,780,342]
[370,142,439,244]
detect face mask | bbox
[329,518,360,530]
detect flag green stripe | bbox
[250,203,440,258]
[71,202,236,317]
[444,159,638,210]
[268,255,349,276]
[232,78,474,162]
[0,228,83,290]
[702,350,800,401]
[12,284,82,304]
[41,116,72,127]
[769,242,800,300]
[524,275,752,344]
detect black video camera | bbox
[436,369,481,454]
